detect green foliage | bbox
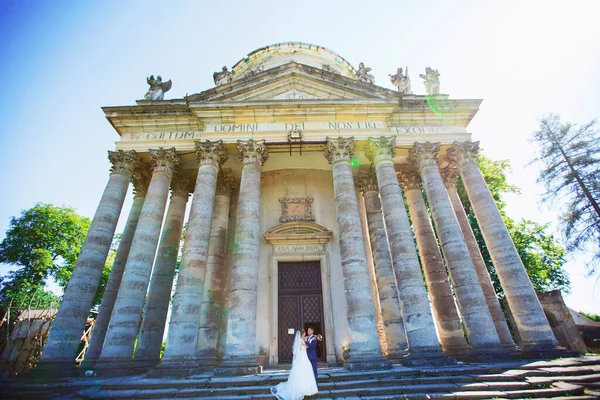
[531,114,600,272]
[0,203,114,312]
[457,153,570,297]
[579,311,600,322]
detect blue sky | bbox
[1,0,599,313]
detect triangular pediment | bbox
[190,62,400,103]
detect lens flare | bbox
[350,157,360,168]
[425,95,448,120]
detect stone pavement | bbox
[3,356,600,399]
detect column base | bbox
[93,357,157,377]
[28,360,79,380]
[148,357,217,378]
[518,343,576,359]
[399,348,456,367]
[213,357,262,376]
[453,344,520,363]
[344,354,393,371]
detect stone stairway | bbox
[3,356,600,399]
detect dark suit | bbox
[306,335,318,384]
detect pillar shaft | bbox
[323,137,390,371]
[161,141,228,366]
[134,176,192,363]
[366,137,443,356]
[83,171,149,367]
[410,143,501,348]
[448,141,558,349]
[398,168,468,353]
[98,148,179,364]
[215,140,268,376]
[35,150,138,376]
[441,166,515,346]
[197,171,234,362]
[358,170,408,358]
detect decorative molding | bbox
[279,197,315,223]
[324,137,354,164]
[237,139,269,166]
[149,147,179,176]
[446,141,480,167]
[195,139,228,167]
[366,136,397,162]
[215,169,235,197]
[439,165,460,190]
[108,150,139,178]
[264,221,333,248]
[408,142,440,171]
[131,164,151,197]
[396,164,422,192]
[357,167,379,194]
[171,174,195,198]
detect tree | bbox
[456,153,570,297]
[531,114,600,272]
[0,203,112,313]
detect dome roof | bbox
[231,42,356,80]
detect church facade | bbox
[34,42,562,377]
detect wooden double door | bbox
[278,261,326,363]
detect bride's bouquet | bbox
[316,334,323,341]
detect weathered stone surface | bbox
[134,174,193,363]
[197,170,234,362]
[82,169,149,368]
[366,137,444,359]
[35,150,138,377]
[325,137,390,369]
[397,164,468,354]
[357,168,408,359]
[217,139,267,374]
[409,142,501,349]
[162,140,228,364]
[448,141,558,351]
[537,290,586,354]
[440,164,515,347]
[97,148,178,365]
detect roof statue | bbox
[213,66,233,86]
[419,67,440,95]
[389,67,412,94]
[144,75,172,100]
[355,62,375,84]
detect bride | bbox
[271,330,318,399]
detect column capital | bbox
[447,141,480,167]
[132,165,151,197]
[149,147,180,176]
[324,136,354,164]
[171,174,195,199]
[195,140,228,168]
[108,150,139,178]
[366,136,397,163]
[237,139,268,166]
[216,169,235,197]
[396,164,422,192]
[357,167,379,194]
[408,142,440,171]
[439,165,461,190]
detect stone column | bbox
[396,165,468,356]
[323,137,390,371]
[215,139,268,376]
[439,164,515,346]
[365,136,450,366]
[96,148,179,374]
[82,168,150,370]
[133,174,193,366]
[196,170,234,364]
[447,141,559,353]
[357,168,408,360]
[158,141,228,375]
[34,150,138,378]
[409,142,502,352]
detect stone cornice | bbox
[264,221,333,246]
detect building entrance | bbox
[277,261,326,362]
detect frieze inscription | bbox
[274,244,324,253]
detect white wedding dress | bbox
[271,331,318,400]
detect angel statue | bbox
[419,67,440,95]
[213,66,233,86]
[144,75,172,100]
[389,67,412,94]
[355,62,375,84]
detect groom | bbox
[305,327,321,385]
